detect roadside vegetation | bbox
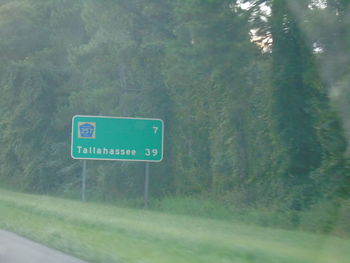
[0,189,349,263]
[0,1,349,261]
[151,195,350,238]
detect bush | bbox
[299,199,350,237]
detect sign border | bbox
[71,115,164,162]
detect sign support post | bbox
[144,163,150,208]
[82,160,86,202]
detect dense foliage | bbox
[0,0,349,211]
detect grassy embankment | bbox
[0,188,349,263]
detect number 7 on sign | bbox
[152,126,159,134]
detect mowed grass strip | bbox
[0,189,349,263]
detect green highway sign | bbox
[71,115,164,162]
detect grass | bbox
[0,189,350,263]
[150,195,350,237]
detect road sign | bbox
[71,115,164,162]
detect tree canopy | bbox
[0,0,349,209]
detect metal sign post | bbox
[144,163,150,208]
[82,160,87,202]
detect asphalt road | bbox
[0,230,88,263]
